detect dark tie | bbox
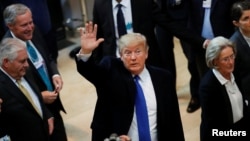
[134,75,151,141]
[117,3,127,37]
[26,42,38,62]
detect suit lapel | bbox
[146,66,161,102]
[236,30,250,54]
[210,71,234,124]
[210,0,218,13]
[0,70,42,117]
[220,84,234,123]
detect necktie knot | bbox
[117,3,122,9]
[134,75,139,81]
[16,80,21,87]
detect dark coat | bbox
[3,28,65,113]
[230,29,250,101]
[75,56,185,141]
[199,69,250,141]
[0,70,52,141]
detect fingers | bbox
[97,38,105,44]
[79,27,85,36]
[42,91,58,104]
[93,23,98,35]
[84,21,95,34]
[119,135,131,141]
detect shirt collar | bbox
[0,67,19,83]
[132,66,148,82]
[212,68,235,85]
[112,0,129,9]
[239,29,250,46]
[10,31,27,46]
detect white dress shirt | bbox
[213,69,243,123]
[112,0,133,57]
[128,67,157,141]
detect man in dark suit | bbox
[187,0,237,75]
[155,0,201,113]
[2,4,67,141]
[0,38,54,141]
[0,0,60,62]
[176,0,238,113]
[230,0,250,111]
[91,0,207,68]
[75,22,185,141]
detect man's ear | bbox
[2,58,10,68]
[232,20,239,27]
[6,23,16,31]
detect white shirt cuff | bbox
[76,50,92,62]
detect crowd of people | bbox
[0,2,67,141]
[1,0,250,141]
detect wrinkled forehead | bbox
[121,40,147,51]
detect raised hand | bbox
[80,21,104,54]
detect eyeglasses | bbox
[219,54,235,63]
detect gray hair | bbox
[3,3,30,25]
[118,33,149,53]
[205,36,236,68]
[0,38,26,66]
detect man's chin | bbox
[21,71,26,76]
[128,67,140,74]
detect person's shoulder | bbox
[2,30,11,39]
[230,29,240,41]
[100,56,123,67]
[147,65,173,77]
[200,70,215,84]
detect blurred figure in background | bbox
[230,0,250,107]
[155,0,201,113]
[91,0,207,69]
[179,0,237,113]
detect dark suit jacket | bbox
[189,0,236,38]
[92,0,205,67]
[3,28,65,114]
[158,0,189,21]
[0,70,52,141]
[75,56,184,141]
[199,69,250,141]
[230,29,250,102]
